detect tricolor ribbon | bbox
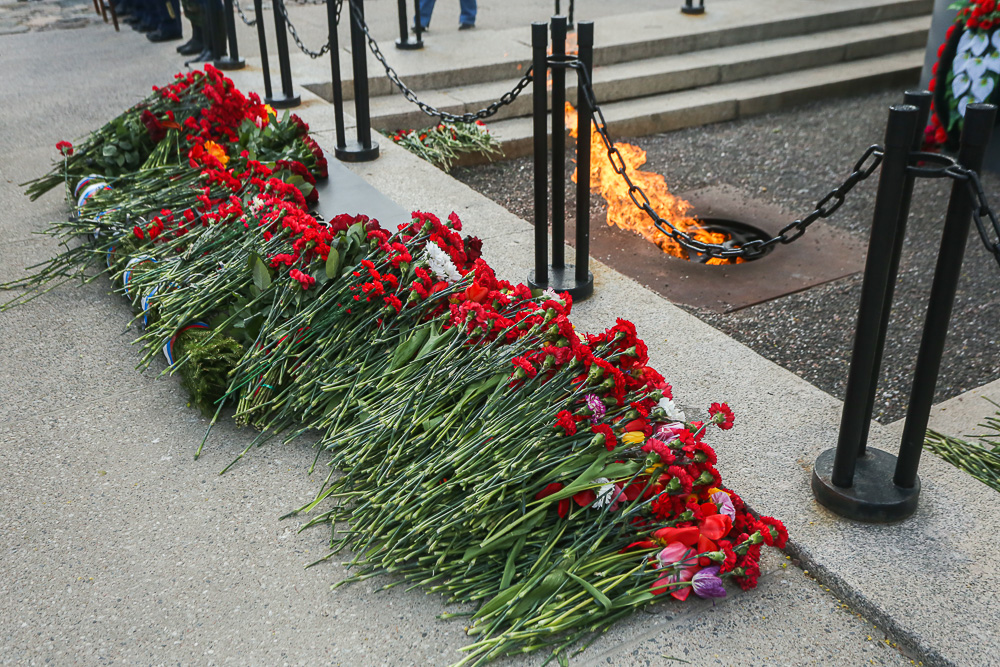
[121,255,156,299]
[76,182,111,208]
[162,322,210,365]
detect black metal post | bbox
[528,17,594,302]
[857,90,931,457]
[530,21,549,290]
[895,103,997,488]
[254,0,274,101]
[214,0,246,70]
[574,20,594,296]
[335,0,379,162]
[268,0,300,108]
[326,0,347,151]
[395,0,422,49]
[681,0,705,15]
[551,16,567,270]
[812,104,921,522]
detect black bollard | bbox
[856,90,932,457]
[395,0,422,49]
[335,0,379,161]
[812,104,921,522]
[268,0,301,108]
[574,21,594,291]
[326,0,347,151]
[551,16,567,271]
[253,0,274,101]
[214,0,246,70]
[528,17,593,301]
[681,0,705,15]
[895,103,997,488]
[529,22,549,291]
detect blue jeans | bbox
[417,0,476,28]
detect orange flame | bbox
[566,102,740,264]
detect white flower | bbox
[425,243,462,283]
[590,478,617,510]
[658,397,686,422]
[248,195,267,215]
[542,288,559,300]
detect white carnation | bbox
[426,243,462,283]
[658,397,686,423]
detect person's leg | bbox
[417,0,435,29]
[458,0,475,28]
[147,0,182,40]
[178,0,203,54]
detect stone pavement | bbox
[1,5,997,667]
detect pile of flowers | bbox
[383,119,502,172]
[925,1,1000,149]
[5,67,786,666]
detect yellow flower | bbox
[264,104,276,117]
[204,140,229,167]
[622,431,645,445]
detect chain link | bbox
[349,1,533,123]
[233,0,257,26]
[907,156,1000,268]
[572,62,885,259]
[275,0,332,59]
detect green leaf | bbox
[325,247,340,279]
[500,534,527,590]
[535,452,611,502]
[251,254,272,291]
[102,144,118,157]
[564,570,612,611]
[472,582,524,620]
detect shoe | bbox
[185,48,215,65]
[177,26,203,54]
[459,23,475,30]
[177,37,203,54]
[411,25,428,33]
[147,28,182,42]
[136,21,157,32]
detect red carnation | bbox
[56,141,73,156]
[755,515,788,549]
[708,402,735,430]
[591,423,616,451]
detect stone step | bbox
[367,15,930,132]
[299,0,932,100]
[470,49,923,163]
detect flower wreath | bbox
[926,0,1000,149]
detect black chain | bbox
[906,154,1000,268]
[571,62,884,259]
[275,0,332,58]
[233,0,257,26]
[349,1,533,123]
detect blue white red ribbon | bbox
[162,322,210,365]
[121,255,156,299]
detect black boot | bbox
[185,48,215,65]
[177,25,203,54]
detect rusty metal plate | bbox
[566,184,868,313]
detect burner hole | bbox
[688,218,774,263]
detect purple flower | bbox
[585,393,606,423]
[691,566,726,599]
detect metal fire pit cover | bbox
[580,185,867,313]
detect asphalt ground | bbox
[455,88,1000,423]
